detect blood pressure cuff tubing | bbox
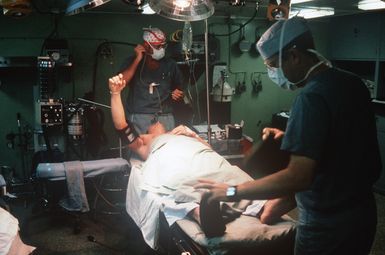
[116,122,139,145]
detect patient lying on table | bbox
[109,74,296,238]
[132,124,294,231]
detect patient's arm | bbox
[109,74,127,130]
[109,74,149,159]
[170,125,211,148]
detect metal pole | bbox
[77,98,111,109]
[119,138,122,158]
[205,19,212,145]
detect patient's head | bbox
[128,121,167,160]
[147,121,166,136]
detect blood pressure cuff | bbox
[116,122,139,145]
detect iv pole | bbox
[204,19,212,145]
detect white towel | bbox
[59,161,90,212]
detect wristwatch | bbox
[226,186,238,200]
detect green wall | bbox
[0,12,330,178]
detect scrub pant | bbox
[128,113,175,134]
[294,196,377,255]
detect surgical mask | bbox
[146,42,165,60]
[267,66,296,90]
[151,47,165,60]
[268,56,326,90]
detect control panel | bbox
[37,56,55,99]
[40,100,63,126]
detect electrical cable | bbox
[91,41,137,98]
[39,15,61,56]
[139,54,148,87]
[211,6,259,37]
[192,60,201,123]
[154,86,163,115]
[185,56,196,124]
[87,235,122,252]
[138,54,164,115]
[92,178,117,208]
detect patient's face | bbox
[147,121,166,136]
[129,122,167,160]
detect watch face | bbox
[226,186,237,197]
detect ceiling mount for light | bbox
[148,0,214,21]
[0,0,33,17]
[66,0,111,16]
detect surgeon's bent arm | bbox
[236,154,316,200]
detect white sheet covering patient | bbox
[141,133,253,195]
[127,132,267,248]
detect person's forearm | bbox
[121,57,141,83]
[237,170,298,200]
[237,160,314,200]
[110,93,127,130]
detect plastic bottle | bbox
[182,21,193,52]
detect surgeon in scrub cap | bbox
[117,27,185,135]
[257,17,330,90]
[195,16,381,255]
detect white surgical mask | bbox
[146,41,165,60]
[151,47,165,60]
[267,66,296,90]
[268,48,331,90]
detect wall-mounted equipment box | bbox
[39,100,63,126]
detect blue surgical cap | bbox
[256,17,310,60]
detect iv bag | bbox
[182,21,193,52]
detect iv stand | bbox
[205,19,212,145]
[77,97,123,158]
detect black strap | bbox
[116,124,139,145]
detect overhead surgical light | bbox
[66,0,111,16]
[175,0,191,8]
[140,3,156,14]
[290,0,313,4]
[290,7,334,19]
[148,0,214,21]
[358,0,385,10]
